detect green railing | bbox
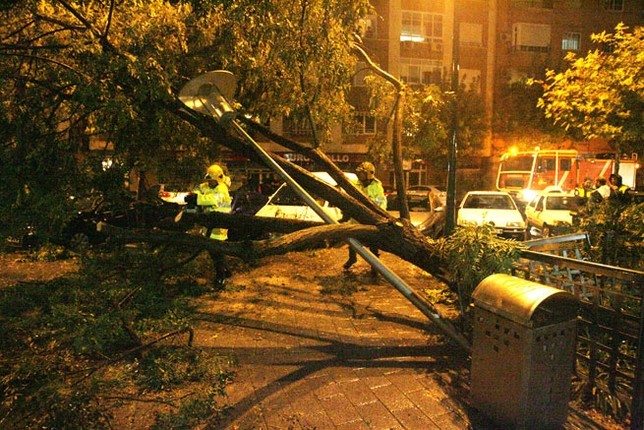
[512,234,644,430]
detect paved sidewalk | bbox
[193,251,606,429]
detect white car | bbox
[156,183,191,205]
[254,172,358,222]
[255,173,446,236]
[457,191,527,240]
[524,191,573,237]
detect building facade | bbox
[227,1,643,192]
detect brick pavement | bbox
[193,251,608,429]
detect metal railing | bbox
[512,234,644,429]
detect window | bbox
[460,23,483,46]
[562,32,581,51]
[605,0,624,11]
[401,11,443,43]
[535,197,544,211]
[344,112,376,135]
[513,23,551,52]
[287,117,313,137]
[459,69,481,93]
[400,58,442,85]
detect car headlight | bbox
[505,221,524,228]
[521,189,536,203]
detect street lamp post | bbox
[178,71,471,350]
[445,4,459,235]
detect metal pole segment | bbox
[179,72,471,350]
[230,120,471,351]
[230,120,337,225]
[348,240,471,350]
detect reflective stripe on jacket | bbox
[194,181,231,240]
[359,178,387,210]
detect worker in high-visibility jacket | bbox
[570,177,594,224]
[342,161,387,277]
[609,173,632,204]
[193,164,232,287]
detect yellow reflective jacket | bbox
[193,181,232,240]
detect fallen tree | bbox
[154,93,444,276]
[1,0,442,279]
[104,107,446,282]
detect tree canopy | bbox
[537,23,644,154]
[0,0,501,291]
[0,0,371,237]
[365,75,487,173]
[0,3,536,404]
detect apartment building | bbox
[229,1,643,190]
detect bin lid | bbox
[472,274,579,327]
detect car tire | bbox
[542,224,551,237]
[69,232,90,252]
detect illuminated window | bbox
[400,58,442,85]
[401,11,442,43]
[605,0,624,11]
[459,69,481,93]
[561,32,580,51]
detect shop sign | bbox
[282,153,360,163]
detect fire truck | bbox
[496,149,642,203]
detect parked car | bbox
[254,172,358,222]
[408,184,447,205]
[457,191,527,240]
[524,191,573,237]
[57,192,183,250]
[4,224,39,250]
[387,191,446,238]
[227,190,270,241]
[254,172,446,238]
[153,183,192,205]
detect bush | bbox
[0,245,231,428]
[436,224,526,304]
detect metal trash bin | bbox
[470,274,579,429]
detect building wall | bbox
[263,1,643,188]
[496,0,643,86]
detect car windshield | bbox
[464,194,515,210]
[547,196,570,210]
[408,196,430,212]
[388,194,433,212]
